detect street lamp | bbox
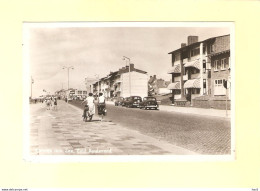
[123,56,131,96]
[62,66,74,90]
[63,66,74,103]
[95,74,100,97]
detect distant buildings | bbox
[167,34,231,109]
[148,75,171,96]
[90,64,148,98]
[55,88,88,100]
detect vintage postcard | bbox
[23,22,235,162]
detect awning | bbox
[167,64,181,74]
[184,79,200,88]
[184,59,200,70]
[167,82,180,90]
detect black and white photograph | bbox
[23,22,234,160]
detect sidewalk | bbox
[29,100,197,155]
[106,101,231,118]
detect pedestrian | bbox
[81,93,95,122]
[53,98,57,110]
[82,105,89,122]
[46,99,51,110]
[97,92,106,121]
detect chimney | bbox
[187,36,199,45]
[153,75,156,79]
[181,43,186,47]
[130,63,134,71]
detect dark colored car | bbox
[125,96,142,108]
[122,97,130,107]
[139,96,159,110]
[114,97,124,106]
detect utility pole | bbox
[63,66,74,102]
[123,56,131,96]
[95,74,100,97]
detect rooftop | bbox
[168,34,230,55]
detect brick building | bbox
[167,34,231,109]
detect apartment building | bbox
[167,35,231,109]
[91,64,148,99]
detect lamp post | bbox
[62,66,74,90]
[95,74,100,97]
[123,56,131,96]
[63,66,74,102]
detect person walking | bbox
[53,98,57,110]
[46,98,51,110]
[97,92,106,121]
[81,93,95,122]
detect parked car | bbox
[122,97,130,107]
[139,96,159,110]
[125,96,142,108]
[114,97,124,106]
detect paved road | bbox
[71,101,231,155]
[29,100,197,155]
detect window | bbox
[214,79,226,95]
[174,89,181,95]
[203,79,206,94]
[83,91,87,94]
[210,44,214,53]
[191,68,199,74]
[203,46,206,54]
[217,61,221,70]
[203,60,206,73]
[221,58,226,70]
[191,48,200,57]
[214,60,219,71]
[192,89,200,94]
[174,53,180,61]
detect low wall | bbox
[193,99,231,110]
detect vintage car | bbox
[121,97,130,107]
[114,97,124,106]
[139,96,159,110]
[125,96,142,108]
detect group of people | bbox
[81,92,106,122]
[45,97,58,110]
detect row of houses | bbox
[167,34,231,109]
[88,64,149,99]
[56,34,231,109]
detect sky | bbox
[26,23,230,97]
